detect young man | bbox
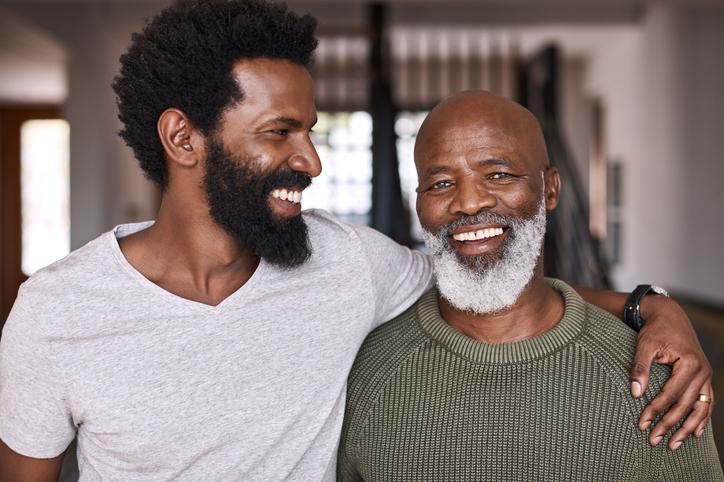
[0,1,713,480]
[339,91,722,481]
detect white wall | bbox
[0,8,66,103]
[5,2,164,249]
[603,4,724,304]
[676,6,724,303]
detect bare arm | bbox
[0,439,64,482]
[575,286,712,450]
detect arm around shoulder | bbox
[353,225,433,324]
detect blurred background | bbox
[0,0,722,474]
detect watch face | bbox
[650,285,669,297]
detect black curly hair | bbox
[112,0,318,190]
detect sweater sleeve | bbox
[658,424,723,481]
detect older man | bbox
[338,91,722,481]
[0,1,714,480]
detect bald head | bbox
[414,89,561,241]
[415,90,549,174]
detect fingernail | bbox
[631,381,643,398]
[672,441,682,451]
[640,420,651,431]
[652,435,663,446]
[697,428,705,438]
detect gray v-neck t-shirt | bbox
[0,209,433,481]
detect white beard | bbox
[422,195,547,315]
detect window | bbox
[20,119,70,275]
[396,111,429,243]
[306,111,373,225]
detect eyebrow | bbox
[258,115,318,130]
[423,165,451,177]
[422,157,511,177]
[476,157,510,167]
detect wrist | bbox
[639,290,674,320]
[624,284,670,330]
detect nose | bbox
[448,176,496,215]
[288,136,322,178]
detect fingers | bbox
[640,361,712,450]
[630,337,657,398]
[637,356,704,431]
[662,385,711,449]
[695,382,715,438]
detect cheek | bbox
[416,195,450,232]
[494,184,540,216]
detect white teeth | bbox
[271,189,302,204]
[452,227,504,242]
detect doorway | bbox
[0,106,66,325]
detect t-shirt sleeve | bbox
[352,225,434,327]
[0,284,76,458]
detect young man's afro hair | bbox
[112,0,317,190]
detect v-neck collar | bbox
[107,221,268,314]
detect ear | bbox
[157,108,204,168]
[543,166,561,211]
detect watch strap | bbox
[623,284,669,332]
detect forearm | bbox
[573,285,682,330]
[573,285,628,321]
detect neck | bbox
[438,267,564,344]
[118,187,259,303]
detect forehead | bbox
[416,122,531,172]
[225,58,316,120]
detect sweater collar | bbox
[416,279,588,364]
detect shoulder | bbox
[303,208,396,247]
[22,232,112,291]
[302,209,358,238]
[346,295,431,411]
[4,229,122,339]
[549,279,672,403]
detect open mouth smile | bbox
[271,188,302,204]
[451,226,505,242]
[447,224,509,255]
[269,187,305,217]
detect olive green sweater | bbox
[338,280,722,481]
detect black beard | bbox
[203,139,312,268]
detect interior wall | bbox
[539,5,724,305]
[605,4,724,304]
[4,2,165,249]
[0,8,66,104]
[677,6,724,304]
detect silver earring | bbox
[182,143,193,152]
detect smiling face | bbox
[203,58,321,267]
[415,91,560,313]
[214,58,320,216]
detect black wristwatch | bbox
[623,284,670,331]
